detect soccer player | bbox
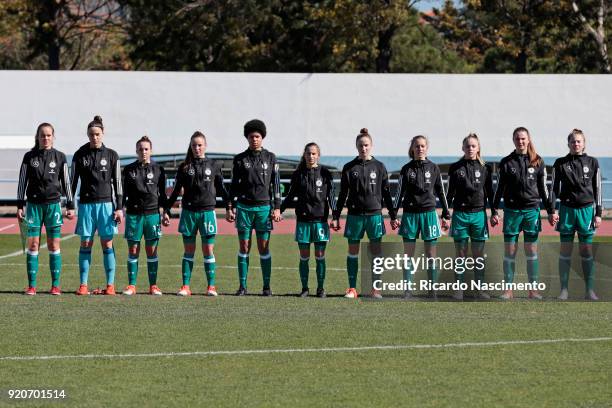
[166,131,230,296]
[280,142,337,298]
[16,123,75,295]
[121,136,170,296]
[446,134,495,300]
[227,119,281,296]
[331,128,396,299]
[491,127,553,300]
[71,115,123,295]
[394,135,450,299]
[549,129,602,300]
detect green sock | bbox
[559,256,571,290]
[299,256,309,289]
[238,252,249,288]
[182,253,194,286]
[315,256,326,289]
[526,255,539,283]
[404,261,414,282]
[49,250,61,287]
[347,255,358,288]
[503,256,516,283]
[26,250,39,287]
[427,268,438,283]
[260,253,272,289]
[127,255,138,285]
[204,255,216,286]
[147,255,158,285]
[581,256,595,291]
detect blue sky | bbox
[414,0,448,11]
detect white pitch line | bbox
[0,234,77,260]
[1,337,611,362]
[0,224,15,232]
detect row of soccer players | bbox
[16,117,603,299]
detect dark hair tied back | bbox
[87,115,104,131]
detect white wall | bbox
[0,71,610,158]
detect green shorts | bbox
[556,204,595,240]
[399,211,440,241]
[125,213,162,242]
[450,210,488,241]
[179,209,217,238]
[295,221,330,244]
[344,214,385,241]
[25,202,62,238]
[236,203,272,240]
[503,208,541,242]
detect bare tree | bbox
[572,0,611,73]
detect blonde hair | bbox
[409,135,428,159]
[462,133,484,165]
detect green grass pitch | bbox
[0,233,611,407]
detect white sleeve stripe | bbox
[329,178,337,211]
[17,163,27,201]
[394,174,403,208]
[542,167,549,200]
[440,174,449,209]
[63,163,73,202]
[596,168,602,207]
[116,160,123,195]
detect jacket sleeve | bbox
[549,161,561,213]
[229,157,240,207]
[16,154,28,210]
[484,164,496,216]
[165,166,184,214]
[492,164,505,212]
[270,154,281,210]
[280,170,298,214]
[381,166,396,220]
[332,166,349,220]
[326,169,338,215]
[70,155,80,205]
[59,154,74,210]
[158,166,168,210]
[593,158,603,217]
[537,164,553,215]
[214,164,230,210]
[393,169,407,213]
[112,154,123,210]
[434,166,450,219]
[446,165,456,210]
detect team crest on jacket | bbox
[49,161,56,169]
[315,179,323,187]
[100,158,108,166]
[583,166,589,173]
[370,171,377,179]
[205,168,211,176]
[31,159,39,168]
[475,170,481,178]
[147,172,154,179]
[425,171,431,178]
[528,168,535,174]
[263,163,268,170]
